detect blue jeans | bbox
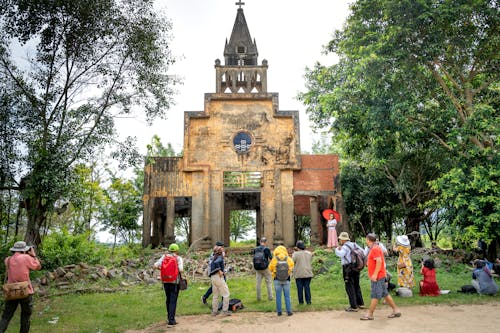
[295,277,312,304]
[273,280,292,314]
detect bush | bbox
[40,229,107,270]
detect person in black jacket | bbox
[252,237,273,301]
[209,245,231,316]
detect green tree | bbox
[299,0,498,245]
[100,174,142,251]
[0,0,176,247]
[230,210,254,242]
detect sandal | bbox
[360,315,374,320]
[345,307,358,312]
[387,312,401,318]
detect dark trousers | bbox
[0,295,33,333]
[163,283,179,324]
[295,277,312,304]
[203,285,212,299]
[342,265,364,308]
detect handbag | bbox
[179,273,188,291]
[3,257,30,301]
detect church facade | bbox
[142,5,343,249]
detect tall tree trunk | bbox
[23,196,45,247]
[405,213,423,248]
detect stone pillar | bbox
[281,170,295,247]
[273,169,283,245]
[165,196,176,245]
[309,196,320,246]
[142,196,153,248]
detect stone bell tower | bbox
[142,2,340,249]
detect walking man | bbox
[154,243,183,326]
[0,241,41,333]
[335,232,364,311]
[252,237,273,301]
[361,233,401,320]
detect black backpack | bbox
[345,243,366,272]
[253,247,269,270]
[218,298,245,311]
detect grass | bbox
[3,252,500,332]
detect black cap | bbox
[215,241,224,246]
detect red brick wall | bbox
[293,155,338,191]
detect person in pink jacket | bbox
[0,241,41,333]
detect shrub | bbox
[40,229,107,270]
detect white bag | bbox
[396,287,413,297]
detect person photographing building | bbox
[0,241,41,333]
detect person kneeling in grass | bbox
[361,233,401,321]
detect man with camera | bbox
[1,241,41,333]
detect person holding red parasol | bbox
[322,209,339,248]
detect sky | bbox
[116,0,352,155]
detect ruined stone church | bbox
[142,4,343,249]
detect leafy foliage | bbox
[39,228,106,271]
[299,0,499,246]
[230,210,255,241]
[0,0,176,246]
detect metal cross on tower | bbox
[235,0,245,9]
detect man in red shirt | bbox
[0,241,41,333]
[361,233,401,320]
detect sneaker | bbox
[222,311,232,316]
[211,311,219,316]
[201,296,207,305]
[277,312,282,316]
[287,312,293,316]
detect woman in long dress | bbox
[326,213,338,248]
[393,235,415,288]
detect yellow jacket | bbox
[268,245,294,279]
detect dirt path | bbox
[126,303,500,333]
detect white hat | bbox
[10,241,31,252]
[396,235,410,247]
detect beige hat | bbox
[10,241,31,252]
[338,232,350,241]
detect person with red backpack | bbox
[154,243,183,326]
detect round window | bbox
[233,132,252,153]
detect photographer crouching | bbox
[1,241,41,333]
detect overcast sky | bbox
[116,0,352,154]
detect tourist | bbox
[292,240,313,305]
[0,241,41,333]
[201,241,225,305]
[154,243,183,326]
[471,259,499,295]
[209,245,231,316]
[393,235,415,288]
[335,232,364,311]
[326,212,338,248]
[268,245,294,316]
[419,258,440,296]
[361,233,401,321]
[252,237,273,301]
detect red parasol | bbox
[322,209,340,221]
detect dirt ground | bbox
[126,303,500,333]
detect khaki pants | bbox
[210,273,230,313]
[256,268,273,300]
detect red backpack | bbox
[160,254,179,283]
